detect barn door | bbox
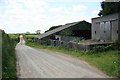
[105,21,111,40]
[100,22,105,40]
[100,21,111,41]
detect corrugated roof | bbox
[36,21,79,39]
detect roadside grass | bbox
[2,32,17,78]
[26,42,120,78]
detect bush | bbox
[91,40,120,53]
[2,31,17,78]
[91,45,106,53]
[111,40,120,51]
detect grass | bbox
[24,34,37,38]
[8,34,38,43]
[26,42,120,78]
[8,34,37,39]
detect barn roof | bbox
[35,21,90,39]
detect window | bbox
[117,30,118,34]
[104,31,106,33]
[94,31,96,34]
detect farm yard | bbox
[1,29,120,78]
[1,0,120,79]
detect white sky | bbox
[0,0,104,33]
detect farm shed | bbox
[92,13,120,42]
[35,20,91,41]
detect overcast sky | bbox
[0,0,104,33]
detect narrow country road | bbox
[15,44,108,78]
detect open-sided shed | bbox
[35,21,91,41]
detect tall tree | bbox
[98,1,120,16]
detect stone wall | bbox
[55,35,83,42]
[50,40,91,51]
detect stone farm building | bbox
[92,13,120,42]
[35,20,91,43]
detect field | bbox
[8,34,37,42]
[8,34,37,38]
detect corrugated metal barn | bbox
[92,13,120,41]
[35,20,91,41]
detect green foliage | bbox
[59,29,73,36]
[24,34,37,43]
[88,51,119,77]
[35,30,41,34]
[8,34,20,43]
[2,31,17,78]
[45,25,62,33]
[111,40,120,50]
[92,45,107,52]
[98,2,120,16]
[91,41,120,53]
[71,21,91,31]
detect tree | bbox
[98,1,120,16]
[26,32,30,34]
[35,30,41,34]
[45,25,62,33]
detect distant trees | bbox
[98,1,120,16]
[45,25,62,33]
[26,32,30,34]
[35,30,41,34]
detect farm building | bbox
[92,13,120,42]
[35,20,91,42]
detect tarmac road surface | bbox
[15,44,109,78]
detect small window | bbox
[117,30,118,34]
[95,31,96,34]
[104,31,106,33]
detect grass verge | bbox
[26,42,120,78]
[2,31,17,78]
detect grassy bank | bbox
[26,42,120,78]
[2,31,17,78]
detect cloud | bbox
[92,10,100,15]
[0,0,48,33]
[0,0,100,33]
